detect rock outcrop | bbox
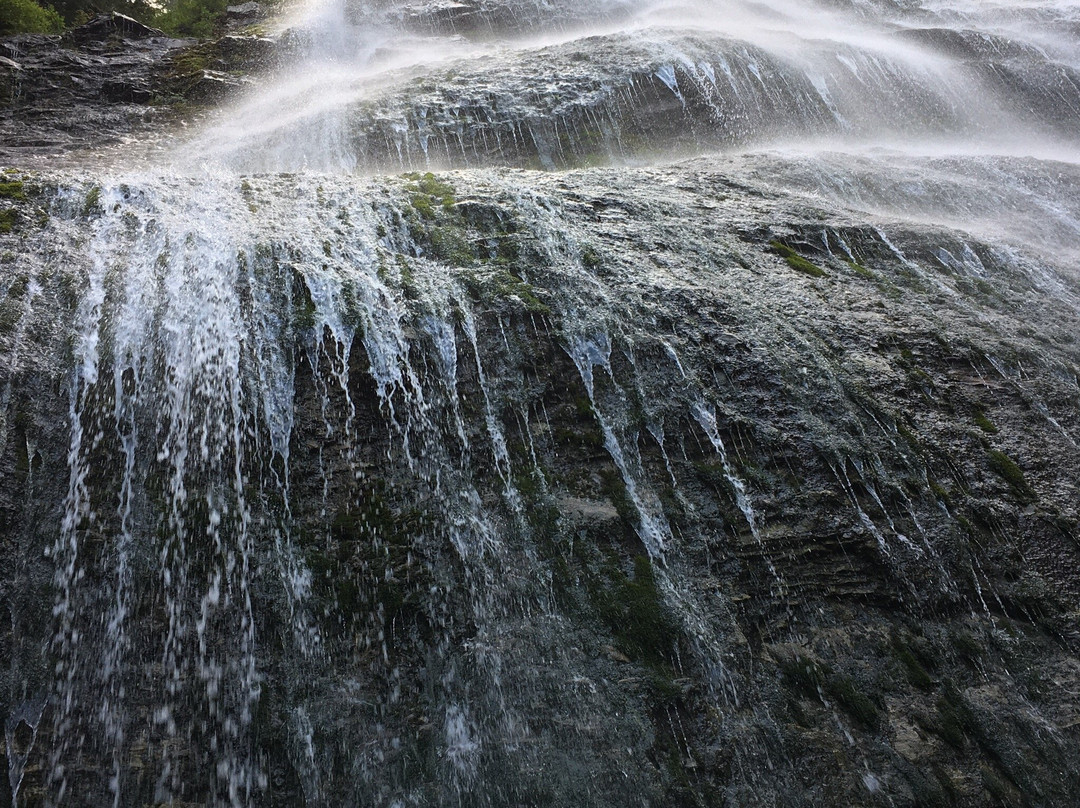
[0,13,278,166]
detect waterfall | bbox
[0,0,1079,805]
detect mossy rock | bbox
[0,181,26,201]
[890,633,934,691]
[460,268,550,314]
[83,186,102,217]
[987,450,1034,501]
[780,653,881,730]
[590,555,679,667]
[847,260,874,278]
[974,409,999,434]
[405,172,456,220]
[769,241,826,278]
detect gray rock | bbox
[227,1,262,15]
[63,12,166,45]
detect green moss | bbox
[0,303,22,335]
[949,630,983,665]
[599,470,638,532]
[491,270,549,313]
[929,480,952,506]
[617,556,675,664]
[974,409,999,434]
[581,245,602,270]
[324,482,434,646]
[590,555,678,666]
[826,675,881,730]
[388,254,418,299]
[291,270,317,331]
[891,635,934,690]
[0,181,26,202]
[896,422,923,453]
[646,669,685,704]
[7,274,29,300]
[0,209,16,234]
[429,225,474,266]
[83,186,102,217]
[933,686,972,749]
[909,367,934,386]
[780,654,880,730]
[408,172,455,203]
[769,241,826,278]
[987,450,1034,501]
[239,180,258,212]
[406,172,455,220]
[574,396,595,418]
[512,466,545,501]
[847,260,874,278]
[410,193,435,220]
[780,654,828,695]
[462,268,550,313]
[494,234,519,264]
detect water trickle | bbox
[6,696,46,806]
[569,333,670,559]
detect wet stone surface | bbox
[0,161,1076,806]
[1,0,1079,806]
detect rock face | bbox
[1,1,1079,807]
[0,14,279,167]
[0,16,181,165]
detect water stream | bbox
[1,0,1079,805]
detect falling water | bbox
[1,0,1079,805]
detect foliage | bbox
[0,0,230,37]
[153,0,227,39]
[0,0,64,34]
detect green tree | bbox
[0,0,65,34]
[153,0,227,38]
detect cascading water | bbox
[1,0,1079,806]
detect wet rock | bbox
[0,25,183,164]
[100,78,153,103]
[0,23,282,165]
[226,1,264,23]
[380,0,637,36]
[2,160,1076,805]
[0,55,20,105]
[214,33,277,65]
[62,12,166,45]
[0,0,1079,805]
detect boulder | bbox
[63,13,166,45]
[226,2,264,22]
